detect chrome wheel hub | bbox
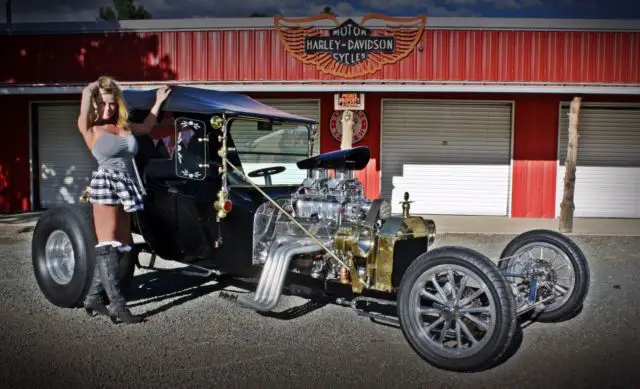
[505,242,576,311]
[45,230,75,285]
[408,264,497,359]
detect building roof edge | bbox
[1,16,639,35]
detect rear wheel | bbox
[498,229,590,323]
[397,246,517,372]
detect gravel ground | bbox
[1,226,639,389]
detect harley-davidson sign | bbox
[303,19,395,66]
[274,13,426,78]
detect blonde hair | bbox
[91,75,129,128]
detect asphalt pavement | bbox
[1,226,639,389]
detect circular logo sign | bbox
[329,110,368,144]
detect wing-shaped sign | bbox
[274,13,426,78]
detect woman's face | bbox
[97,92,118,121]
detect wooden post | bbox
[559,96,582,233]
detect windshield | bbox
[226,118,319,186]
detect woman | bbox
[77,76,171,324]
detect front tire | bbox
[397,246,517,372]
[498,229,590,323]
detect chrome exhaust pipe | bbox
[236,238,325,312]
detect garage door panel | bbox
[382,99,513,216]
[38,103,98,208]
[391,165,511,215]
[556,105,640,218]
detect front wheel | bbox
[498,229,590,323]
[397,246,517,372]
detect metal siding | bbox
[555,104,640,218]
[510,97,559,218]
[380,99,513,216]
[0,96,31,212]
[37,103,97,208]
[2,29,638,84]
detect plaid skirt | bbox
[89,168,145,213]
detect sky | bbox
[1,0,638,23]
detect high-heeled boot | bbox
[95,245,144,324]
[83,259,109,317]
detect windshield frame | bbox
[221,116,316,188]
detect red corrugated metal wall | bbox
[0,95,31,212]
[2,29,639,84]
[511,96,559,218]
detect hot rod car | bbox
[31,86,590,372]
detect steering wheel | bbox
[247,166,286,186]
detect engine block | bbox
[292,168,372,224]
[251,169,375,266]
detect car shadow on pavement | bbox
[124,269,329,321]
[125,268,232,318]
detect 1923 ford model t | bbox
[31,86,590,372]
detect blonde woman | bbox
[78,76,171,324]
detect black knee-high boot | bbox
[95,245,144,324]
[83,263,109,317]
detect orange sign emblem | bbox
[274,13,426,78]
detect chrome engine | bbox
[250,168,387,281]
[229,147,432,313]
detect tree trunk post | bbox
[559,96,582,233]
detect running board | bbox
[232,239,323,312]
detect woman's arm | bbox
[77,82,97,134]
[129,85,172,136]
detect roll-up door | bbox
[381,99,513,216]
[37,103,98,209]
[229,99,320,185]
[555,103,640,218]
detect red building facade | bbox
[1,15,639,218]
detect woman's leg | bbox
[92,203,143,324]
[116,208,133,249]
[83,203,118,316]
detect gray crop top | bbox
[91,127,138,175]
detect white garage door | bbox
[381,99,513,216]
[555,103,640,218]
[230,99,321,186]
[37,103,98,209]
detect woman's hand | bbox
[155,85,172,104]
[129,85,173,136]
[82,81,98,97]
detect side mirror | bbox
[174,117,208,180]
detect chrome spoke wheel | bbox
[45,230,76,285]
[407,264,497,359]
[505,242,576,311]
